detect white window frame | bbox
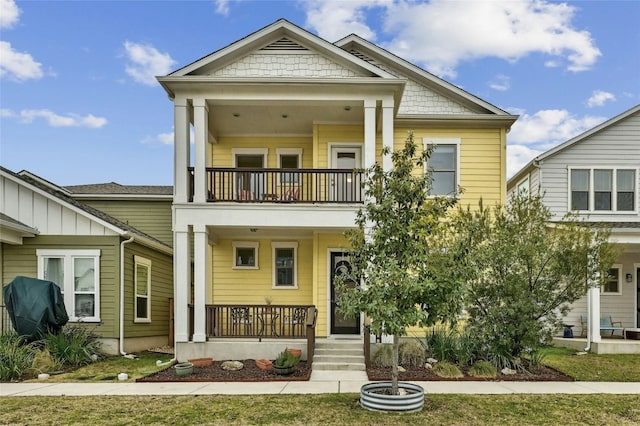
[134,255,152,323]
[423,138,461,197]
[602,264,622,295]
[233,241,259,270]
[272,242,298,289]
[37,249,101,322]
[516,175,530,197]
[568,167,638,213]
[276,148,303,185]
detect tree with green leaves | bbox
[451,194,616,368]
[338,131,467,394]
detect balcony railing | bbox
[188,167,364,203]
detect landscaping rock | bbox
[221,361,244,371]
[398,366,406,372]
[501,367,517,375]
[424,363,433,370]
[426,358,438,364]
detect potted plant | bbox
[174,362,194,376]
[272,348,300,375]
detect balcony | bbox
[188,168,364,204]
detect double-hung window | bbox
[37,249,101,322]
[277,148,302,185]
[134,256,151,322]
[570,168,636,212]
[424,138,460,196]
[272,242,298,288]
[602,265,622,294]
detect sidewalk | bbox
[2,372,639,397]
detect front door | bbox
[235,154,264,200]
[330,146,362,202]
[330,252,360,335]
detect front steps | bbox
[312,339,366,371]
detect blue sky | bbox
[1,0,638,186]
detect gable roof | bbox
[64,182,173,198]
[1,167,172,254]
[508,104,640,186]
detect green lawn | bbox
[540,347,640,382]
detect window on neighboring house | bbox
[602,266,621,294]
[272,242,298,288]
[277,148,302,185]
[37,249,101,322]
[134,256,151,322]
[424,138,460,196]
[570,168,637,212]
[233,242,259,269]
[517,176,530,197]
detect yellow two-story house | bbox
[158,19,517,362]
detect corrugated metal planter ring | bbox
[360,382,424,413]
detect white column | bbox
[363,97,377,170]
[193,97,209,203]
[174,96,190,203]
[588,286,601,342]
[382,96,394,172]
[174,228,191,342]
[192,224,210,342]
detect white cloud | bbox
[214,0,230,16]
[2,108,107,128]
[141,128,194,146]
[123,41,176,86]
[587,90,616,107]
[0,0,20,29]
[305,0,390,42]
[303,0,601,78]
[0,41,44,81]
[509,109,605,147]
[507,144,543,179]
[489,74,510,91]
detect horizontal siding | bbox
[211,136,314,168]
[83,200,173,247]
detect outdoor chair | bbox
[579,314,625,338]
[231,306,252,335]
[284,307,307,336]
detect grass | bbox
[540,347,640,382]
[1,394,639,425]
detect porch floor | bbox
[552,336,640,354]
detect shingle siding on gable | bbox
[209,53,362,78]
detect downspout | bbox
[120,234,135,357]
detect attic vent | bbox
[348,49,375,64]
[262,37,308,51]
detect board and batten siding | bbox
[538,110,640,221]
[122,242,173,339]
[82,199,173,247]
[1,235,121,338]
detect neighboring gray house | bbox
[507,104,640,350]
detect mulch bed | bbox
[138,359,573,382]
[138,360,310,382]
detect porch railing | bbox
[188,304,316,341]
[188,167,364,204]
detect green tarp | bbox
[3,276,69,341]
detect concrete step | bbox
[314,348,363,356]
[315,340,363,350]
[312,339,366,372]
[311,361,366,371]
[313,354,365,364]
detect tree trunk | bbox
[392,334,399,395]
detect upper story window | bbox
[570,168,636,212]
[134,256,152,322]
[517,176,530,197]
[37,249,101,322]
[424,138,461,197]
[276,148,303,185]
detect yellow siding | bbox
[313,124,364,168]
[210,136,313,168]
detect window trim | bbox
[36,249,101,322]
[423,137,461,197]
[602,264,622,295]
[232,241,259,270]
[568,167,637,213]
[276,148,303,185]
[271,242,298,289]
[516,175,530,197]
[134,255,152,323]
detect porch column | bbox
[192,224,211,342]
[588,285,601,342]
[174,96,190,203]
[382,96,394,172]
[174,227,191,342]
[363,97,377,170]
[193,97,209,203]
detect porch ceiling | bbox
[209,226,350,240]
[208,100,364,136]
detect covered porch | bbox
[553,336,640,354]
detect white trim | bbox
[634,263,640,328]
[276,148,303,185]
[602,264,623,295]
[231,148,269,166]
[133,255,152,323]
[516,174,530,197]
[423,137,461,197]
[328,143,363,168]
[36,249,101,322]
[271,241,298,289]
[232,241,259,269]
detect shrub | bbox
[274,348,300,368]
[371,344,393,368]
[432,361,464,378]
[30,347,64,375]
[398,340,425,367]
[469,360,497,378]
[426,327,458,363]
[525,349,548,372]
[0,333,36,381]
[43,324,103,366]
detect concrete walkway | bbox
[2,371,639,396]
